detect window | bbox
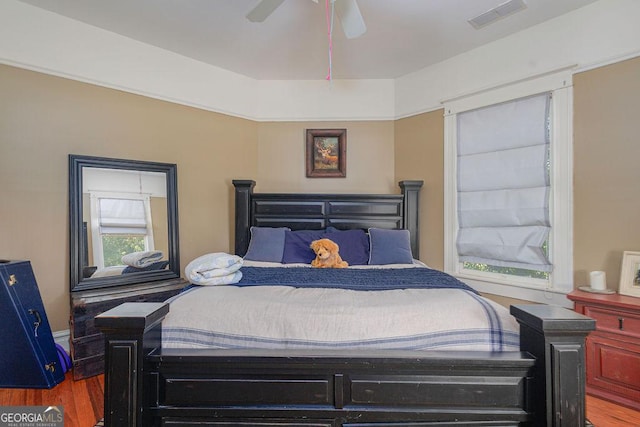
[457,93,551,274]
[89,192,155,268]
[443,69,573,305]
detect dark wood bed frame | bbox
[96,180,595,426]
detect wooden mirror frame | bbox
[69,154,180,292]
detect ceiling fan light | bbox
[246,0,286,23]
[335,0,366,39]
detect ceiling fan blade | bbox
[246,0,286,23]
[334,0,366,39]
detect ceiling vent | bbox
[468,0,527,29]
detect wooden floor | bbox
[1,373,639,426]
[0,372,103,427]
[586,395,640,427]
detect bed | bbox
[96,180,595,426]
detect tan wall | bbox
[0,64,258,330]
[0,65,397,331]
[573,56,640,290]
[150,196,169,257]
[256,122,395,194]
[394,109,445,270]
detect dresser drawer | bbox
[584,306,640,340]
[586,334,640,411]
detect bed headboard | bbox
[233,180,423,259]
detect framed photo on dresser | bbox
[619,250,640,297]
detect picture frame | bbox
[305,129,346,178]
[619,250,640,297]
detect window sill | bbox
[457,275,573,308]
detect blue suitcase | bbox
[0,260,66,388]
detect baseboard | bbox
[53,329,70,353]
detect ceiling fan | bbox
[246,0,367,39]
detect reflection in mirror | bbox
[69,155,180,292]
[83,168,168,274]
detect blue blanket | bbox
[237,266,478,293]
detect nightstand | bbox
[568,289,640,411]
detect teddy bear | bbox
[310,238,349,268]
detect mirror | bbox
[69,155,180,292]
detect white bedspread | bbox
[162,284,520,352]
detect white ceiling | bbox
[19,0,599,80]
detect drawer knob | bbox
[618,317,624,330]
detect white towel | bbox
[189,270,243,286]
[185,252,243,286]
[121,250,164,268]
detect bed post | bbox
[510,304,595,427]
[399,180,423,259]
[95,302,169,427]
[233,179,256,256]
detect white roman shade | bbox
[98,198,147,235]
[456,93,552,272]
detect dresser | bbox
[70,278,186,380]
[0,260,65,388]
[568,289,640,410]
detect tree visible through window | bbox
[102,235,146,267]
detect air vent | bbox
[468,0,527,29]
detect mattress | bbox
[162,263,520,352]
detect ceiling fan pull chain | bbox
[325,0,335,81]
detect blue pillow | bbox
[323,228,369,265]
[244,226,290,262]
[282,229,326,264]
[368,228,413,265]
[122,260,169,274]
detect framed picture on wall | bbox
[305,129,346,178]
[619,251,640,298]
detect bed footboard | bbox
[95,302,167,427]
[511,304,595,426]
[97,302,594,427]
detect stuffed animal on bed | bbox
[310,238,349,268]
